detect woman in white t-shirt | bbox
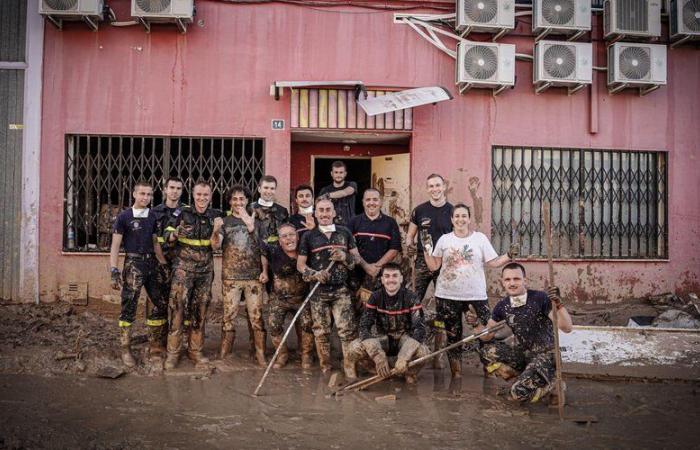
[423,203,517,378]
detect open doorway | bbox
[313,157,371,214]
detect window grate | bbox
[491,146,667,259]
[64,135,265,252]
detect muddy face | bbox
[315,199,336,226]
[278,225,298,253]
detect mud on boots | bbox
[109,181,170,369]
[162,181,223,370]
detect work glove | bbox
[507,242,520,259]
[419,230,434,255]
[547,286,562,308]
[376,359,391,378]
[329,248,348,263]
[465,310,478,326]
[110,268,122,290]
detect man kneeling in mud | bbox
[471,262,573,403]
[345,263,430,384]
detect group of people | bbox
[110,161,573,403]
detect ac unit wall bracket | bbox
[138,17,188,33]
[44,14,99,31]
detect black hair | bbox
[502,262,526,277]
[452,203,471,218]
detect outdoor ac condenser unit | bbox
[39,0,104,30]
[669,0,700,44]
[131,0,194,33]
[456,0,515,39]
[532,0,591,37]
[607,42,667,95]
[604,0,662,40]
[534,40,592,94]
[456,41,516,95]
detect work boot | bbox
[315,336,333,374]
[147,324,167,358]
[165,330,182,370]
[271,336,288,369]
[433,331,446,369]
[187,328,210,368]
[449,357,462,378]
[119,326,136,368]
[253,330,267,367]
[405,373,418,385]
[341,342,358,380]
[247,319,256,359]
[300,332,315,370]
[219,330,235,359]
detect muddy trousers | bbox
[221,280,265,333]
[412,256,440,304]
[347,335,430,379]
[119,256,168,327]
[309,286,358,369]
[167,268,213,358]
[267,294,313,337]
[479,341,556,402]
[436,297,491,362]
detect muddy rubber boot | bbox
[246,319,256,359]
[147,325,167,358]
[164,331,182,370]
[315,336,333,374]
[433,331,446,369]
[219,330,235,359]
[253,330,267,367]
[449,357,462,379]
[300,332,315,370]
[341,342,358,380]
[271,336,288,369]
[187,329,210,368]
[120,327,137,368]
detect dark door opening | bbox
[313,157,371,215]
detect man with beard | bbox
[252,175,289,246]
[289,184,316,239]
[319,161,357,226]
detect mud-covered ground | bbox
[1,300,699,449]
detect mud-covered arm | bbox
[409,301,426,343]
[153,236,167,265]
[359,300,378,341]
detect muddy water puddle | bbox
[1,365,699,449]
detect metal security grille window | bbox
[491,146,668,259]
[63,135,265,252]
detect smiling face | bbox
[258,180,277,202]
[363,190,381,217]
[228,190,249,214]
[133,185,153,209]
[426,176,446,203]
[331,166,347,184]
[451,206,471,232]
[192,184,212,212]
[315,199,336,226]
[296,188,314,209]
[164,180,183,203]
[501,266,527,297]
[278,224,298,252]
[381,268,403,295]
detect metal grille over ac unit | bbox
[39,0,104,31]
[456,41,515,95]
[131,0,194,34]
[607,42,667,95]
[532,0,591,41]
[669,0,700,47]
[604,0,662,41]
[456,0,515,41]
[534,40,592,94]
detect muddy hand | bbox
[330,248,347,262]
[507,242,520,259]
[110,269,122,290]
[376,360,391,378]
[394,358,408,375]
[465,311,478,326]
[304,214,315,231]
[547,286,562,307]
[213,217,224,232]
[406,243,416,258]
[317,270,330,283]
[259,272,269,284]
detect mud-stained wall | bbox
[38,0,699,303]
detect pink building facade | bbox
[36,0,699,304]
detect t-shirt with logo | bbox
[112,207,157,254]
[410,201,453,255]
[431,231,498,301]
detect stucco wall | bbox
[38,0,699,303]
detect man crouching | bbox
[346,263,430,384]
[471,262,573,403]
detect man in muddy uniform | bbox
[252,175,289,246]
[348,188,402,302]
[289,184,316,239]
[346,263,429,383]
[110,181,169,367]
[263,223,314,369]
[319,161,357,226]
[215,185,268,366]
[472,262,573,403]
[163,181,223,370]
[297,198,358,377]
[151,176,185,346]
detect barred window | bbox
[63,135,265,252]
[491,146,667,259]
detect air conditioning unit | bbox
[131,0,194,33]
[534,40,592,94]
[669,0,700,45]
[604,0,662,40]
[456,0,515,40]
[456,41,515,95]
[532,0,591,39]
[607,42,667,95]
[39,0,104,31]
